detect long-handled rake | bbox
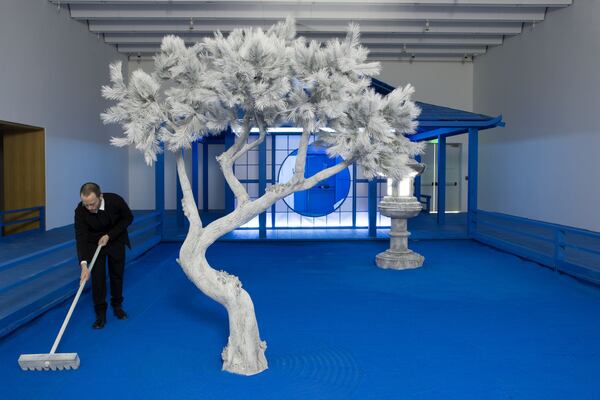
[18,244,103,371]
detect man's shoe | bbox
[92,315,106,329]
[113,307,128,320]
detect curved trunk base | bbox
[221,339,268,376]
[179,252,269,376]
[219,289,268,375]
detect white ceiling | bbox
[49,0,572,62]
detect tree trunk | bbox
[175,153,270,375]
[177,241,268,375]
[174,150,351,376]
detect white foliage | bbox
[101,18,422,178]
[101,64,165,165]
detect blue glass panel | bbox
[278,144,351,217]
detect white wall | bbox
[378,61,473,111]
[128,146,155,209]
[379,60,474,211]
[0,0,128,229]
[474,1,600,232]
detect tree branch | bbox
[225,113,252,159]
[220,113,271,208]
[217,114,253,206]
[222,160,250,205]
[231,112,269,163]
[297,158,353,192]
[292,128,311,182]
[176,151,202,227]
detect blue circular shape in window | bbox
[277,144,351,217]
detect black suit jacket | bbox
[74,192,133,263]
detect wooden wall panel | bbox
[2,127,45,235]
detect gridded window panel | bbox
[288,213,301,227]
[340,198,353,212]
[234,136,255,183]
[356,212,369,227]
[356,183,368,197]
[266,213,273,228]
[340,212,353,226]
[314,216,327,227]
[275,135,288,148]
[355,180,369,225]
[288,135,300,148]
[248,167,259,180]
[241,216,259,228]
[236,168,248,180]
[275,200,288,212]
[301,216,315,227]
[275,150,288,166]
[356,197,368,212]
[356,165,367,179]
[248,150,259,165]
[247,183,259,199]
[237,152,248,165]
[377,181,387,200]
[275,212,288,227]
[326,213,341,227]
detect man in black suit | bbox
[75,182,133,329]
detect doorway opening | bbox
[420,141,463,213]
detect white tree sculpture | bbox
[101,18,423,376]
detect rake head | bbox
[18,353,80,371]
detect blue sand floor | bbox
[1,240,600,399]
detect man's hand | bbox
[98,234,109,247]
[80,262,90,285]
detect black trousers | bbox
[91,244,125,315]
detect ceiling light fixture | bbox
[424,20,430,33]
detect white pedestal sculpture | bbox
[376,161,426,270]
